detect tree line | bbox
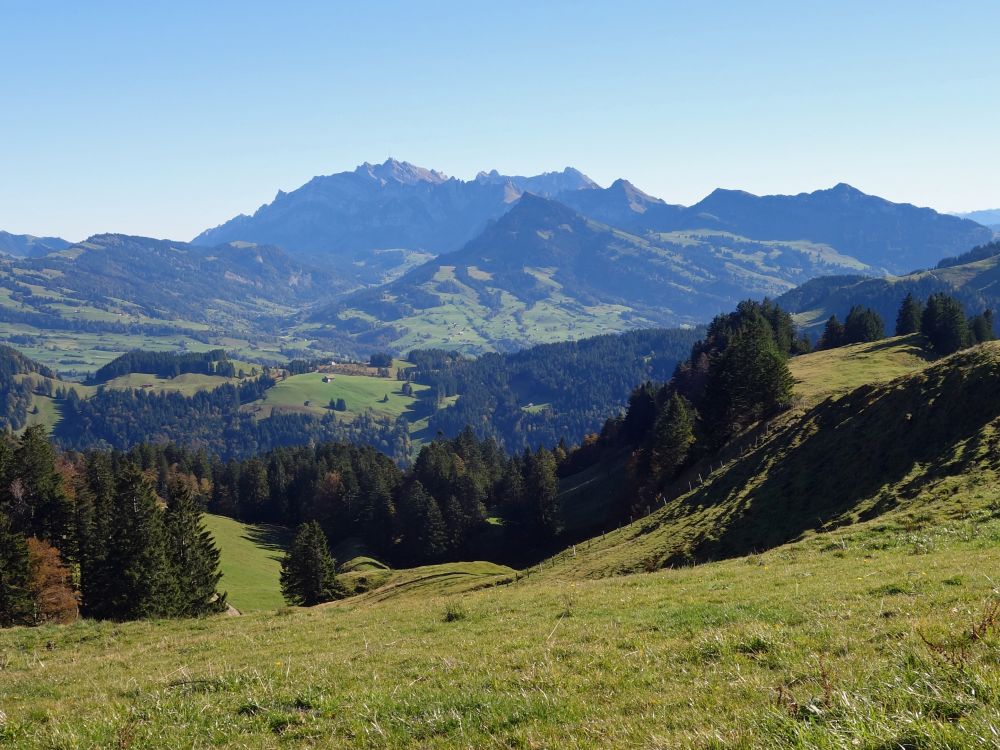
[205,427,563,568]
[0,426,225,626]
[817,292,994,355]
[89,349,243,383]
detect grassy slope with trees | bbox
[1,476,997,748]
[3,305,1000,746]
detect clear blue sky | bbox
[2,1,998,241]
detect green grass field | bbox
[1,503,997,748]
[248,371,429,420]
[788,333,934,405]
[103,371,254,396]
[201,514,291,613]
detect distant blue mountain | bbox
[0,231,72,258]
[559,182,992,274]
[193,158,597,283]
[955,208,1000,227]
[196,159,991,281]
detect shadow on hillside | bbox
[860,334,935,360]
[242,523,292,562]
[674,349,1000,564]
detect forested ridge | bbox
[53,379,411,461]
[90,349,242,382]
[405,326,703,451]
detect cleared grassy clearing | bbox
[201,514,291,613]
[251,371,428,420]
[102,371,252,396]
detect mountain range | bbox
[311,194,876,353]
[195,159,992,278]
[1,158,997,364]
[193,159,599,285]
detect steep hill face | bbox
[557,340,1000,579]
[193,159,598,282]
[0,230,71,258]
[562,182,991,274]
[777,242,1000,332]
[312,194,875,354]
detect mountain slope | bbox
[0,230,71,258]
[1,233,341,327]
[777,241,1000,332]
[563,182,991,274]
[0,233,352,374]
[556,339,1000,579]
[194,159,598,282]
[310,194,875,354]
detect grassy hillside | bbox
[245,371,429,421]
[4,342,1000,747]
[1,502,997,748]
[787,333,934,404]
[554,341,1000,579]
[201,514,291,613]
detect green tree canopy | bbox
[280,520,341,606]
[895,293,923,336]
[922,293,971,354]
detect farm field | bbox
[247,371,429,420]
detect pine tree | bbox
[164,479,226,617]
[0,513,32,627]
[818,315,845,349]
[279,521,341,606]
[621,382,658,444]
[703,316,794,442]
[526,447,562,539]
[238,458,270,522]
[843,306,885,344]
[4,426,73,547]
[969,309,995,344]
[922,293,970,354]
[98,463,175,620]
[648,393,695,484]
[79,453,115,618]
[395,480,448,564]
[895,293,923,336]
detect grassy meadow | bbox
[247,371,429,420]
[1,502,997,748]
[200,514,290,613]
